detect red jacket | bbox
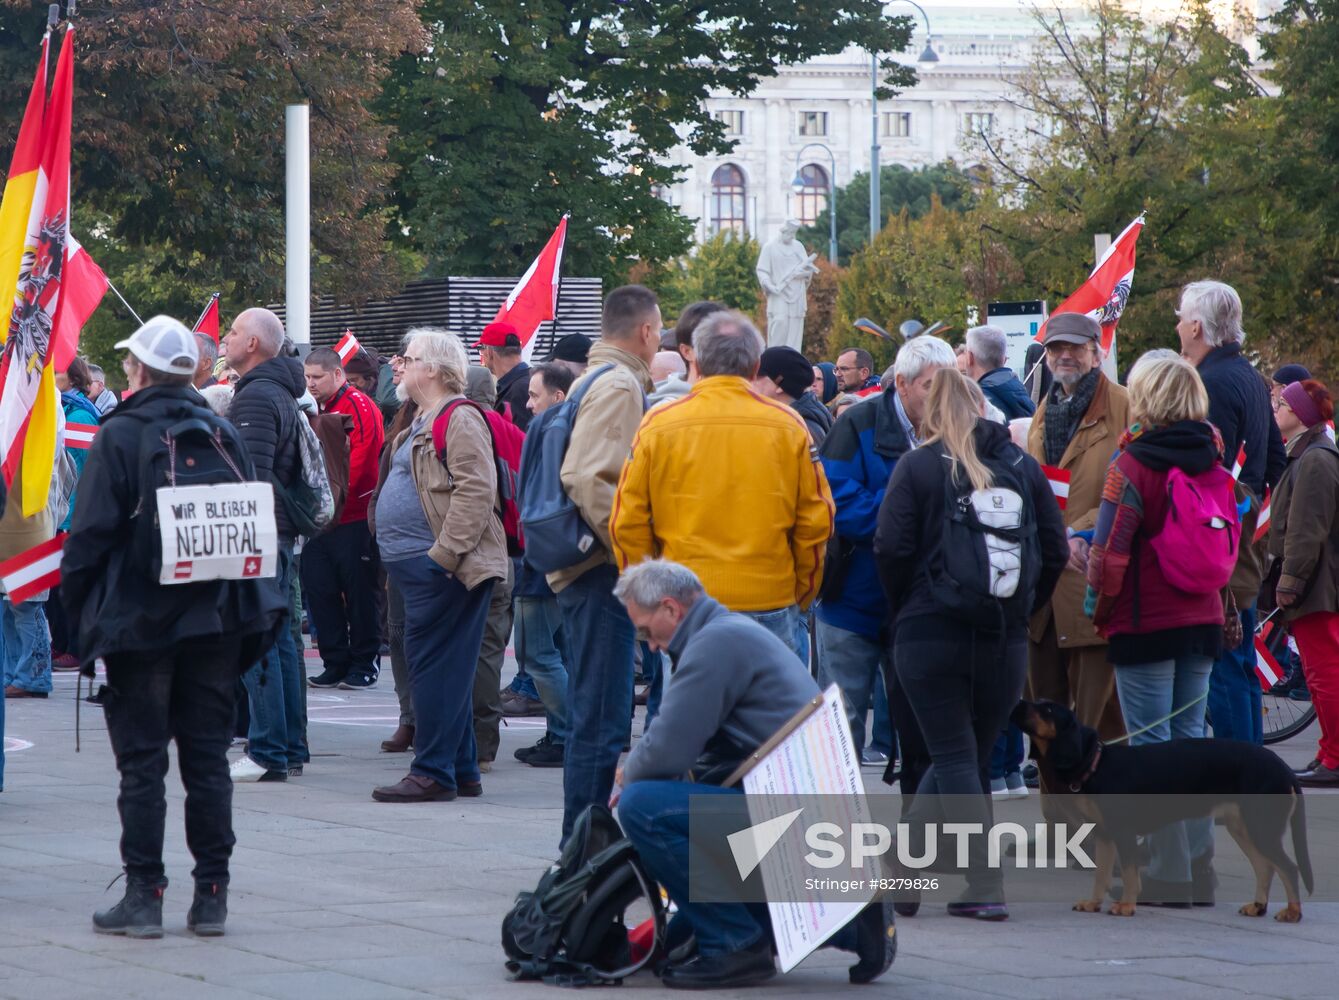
[323,383,384,524]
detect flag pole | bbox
[192,291,218,332]
[104,277,144,326]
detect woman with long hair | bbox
[1086,351,1233,905]
[875,369,1067,920]
[1269,379,1339,787]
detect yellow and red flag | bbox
[0,31,48,343]
[0,26,75,516]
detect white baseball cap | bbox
[115,315,199,376]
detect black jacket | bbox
[59,387,286,666]
[979,368,1036,421]
[496,361,532,431]
[1196,343,1286,497]
[229,356,305,539]
[873,419,1068,628]
[791,391,834,448]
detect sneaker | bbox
[524,738,565,768]
[230,755,286,783]
[1005,772,1029,799]
[861,749,890,768]
[288,765,303,778]
[1021,760,1040,789]
[52,652,81,671]
[308,670,345,688]
[338,673,377,690]
[990,777,1009,799]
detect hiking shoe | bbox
[524,737,565,768]
[307,670,345,689]
[501,695,545,718]
[187,881,228,936]
[230,756,286,783]
[94,877,166,938]
[338,673,377,690]
[514,734,552,762]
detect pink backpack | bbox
[1152,465,1240,594]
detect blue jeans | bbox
[386,555,494,789]
[1208,604,1262,744]
[1113,654,1214,882]
[241,544,306,772]
[2,597,51,694]
[619,780,861,957]
[741,605,807,664]
[515,595,570,745]
[556,563,635,843]
[816,619,887,753]
[989,725,1025,780]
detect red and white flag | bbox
[494,214,568,362]
[1041,464,1070,511]
[173,561,193,581]
[1253,636,1283,692]
[64,420,96,449]
[334,329,361,364]
[49,234,106,371]
[1254,490,1271,543]
[1231,444,1246,481]
[1035,216,1144,356]
[0,531,66,603]
[192,292,220,344]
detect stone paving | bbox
[0,651,1335,999]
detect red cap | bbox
[476,321,522,349]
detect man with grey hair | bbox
[224,307,309,782]
[814,336,954,781]
[961,325,1034,421]
[611,310,834,661]
[86,363,118,415]
[193,333,219,390]
[609,558,896,988]
[1176,280,1285,747]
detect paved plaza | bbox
[1,649,1335,1000]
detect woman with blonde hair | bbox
[1086,350,1234,905]
[875,368,1067,920]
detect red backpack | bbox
[432,400,525,556]
[1151,465,1240,594]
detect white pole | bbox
[286,104,311,346]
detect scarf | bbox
[1122,420,1220,475]
[1043,368,1101,465]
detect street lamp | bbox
[871,1,938,240]
[791,143,838,263]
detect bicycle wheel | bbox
[1261,620,1317,746]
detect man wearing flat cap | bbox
[476,321,533,430]
[1026,313,1129,741]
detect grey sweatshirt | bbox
[622,596,820,784]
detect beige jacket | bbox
[547,342,654,593]
[395,394,508,591]
[1027,375,1130,648]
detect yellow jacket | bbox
[610,376,834,611]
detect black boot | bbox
[187,880,228,937]
[93,876,166,938]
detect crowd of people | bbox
[0,276,1334,987]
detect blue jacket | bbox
[816,391,912,637]
[1196,343,1286,497]
[61,390,101,532]
[979,368,1036,421]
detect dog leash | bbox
[1101,689,1209,746]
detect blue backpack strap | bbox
[566,364,617,411]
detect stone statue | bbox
[755,219,818,351]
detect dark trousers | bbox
[385,556,493,790]
[300,521,381,680]
[882,662,930,798]
[556,563,635,844]
[894,616,1027,895]
[103,638,243,884]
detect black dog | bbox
[1011,699,1313,921]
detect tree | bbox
[0,0,426,367]
[659,232,763,322]
[798,163,975,265]
[381,2,917,287]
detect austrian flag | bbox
[1253,636,1284,692]
[1036,215,1144,356]
[1255,492,1271,543]
[1041,464,1070,511]
[0,532,66,603]
[334,330,361,364]
[64,421,96,449]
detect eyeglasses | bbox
[1044,341,1092,355]
[1273,398,1292,413]
[834,365,861,374]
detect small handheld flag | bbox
[0,532,66,603]
[1041,464,1071,511]
[1254,490,1271,544]
[64,421,97,449]
[1253,636,1283,692]
[335,330,361,365]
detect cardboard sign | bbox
[157,483,277,586]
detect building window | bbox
[963,112,996,136]
[797,111,828,137]
[793,163,829,227]
[881,112,912,138]
[714,109,745,135]
[710,163,747,235]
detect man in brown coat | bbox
[1026,314,1129,739]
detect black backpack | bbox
[927,442,1041,630]
[502,805,665,986]
[124,410,256,581]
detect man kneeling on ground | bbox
[609,559,895,989]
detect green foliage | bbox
[798,164,976,265]
[382,1,917,286]
[659,232,763,321]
